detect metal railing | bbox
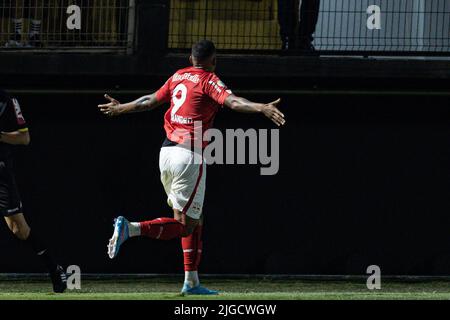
[1,0,448,55]
[168,0,450,55]
[0,0,135,52]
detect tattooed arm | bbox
[224,95,285,127]
[97,93,163,116]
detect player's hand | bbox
[262,98,285,126]
[98,94,121,117]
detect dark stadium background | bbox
[0,0,449,276]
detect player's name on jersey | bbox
[171,114,193,124]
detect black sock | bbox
[24,232,58,273]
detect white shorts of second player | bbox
[159,145,206,220]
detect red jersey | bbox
[155,66,232,148]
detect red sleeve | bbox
[155,76,172,103]
[204,75,232,106]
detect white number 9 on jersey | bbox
[171,84,187,118]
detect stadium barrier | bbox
[168,0,450,54]
[0,0,448,55]
[0,0,135,52]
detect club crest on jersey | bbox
[12,98,26,125]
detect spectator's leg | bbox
[7,0,24,46]
[29,0,43,47]
[277,0,297,50]
[298,0,320,50]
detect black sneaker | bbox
[297,42,318,55]
[50,265,67,293]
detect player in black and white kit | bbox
[0,89,66,293]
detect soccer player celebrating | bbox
[99,40,285,295]
[0,89,67,293]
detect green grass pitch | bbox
[0,277,449,300]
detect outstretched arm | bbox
[224,94,285,126]
[98,93,163,116]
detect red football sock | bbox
[139,218,186,240]
[182,225,203,271]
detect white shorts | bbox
[159,146,206,220]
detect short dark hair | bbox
[191,40,216,62]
